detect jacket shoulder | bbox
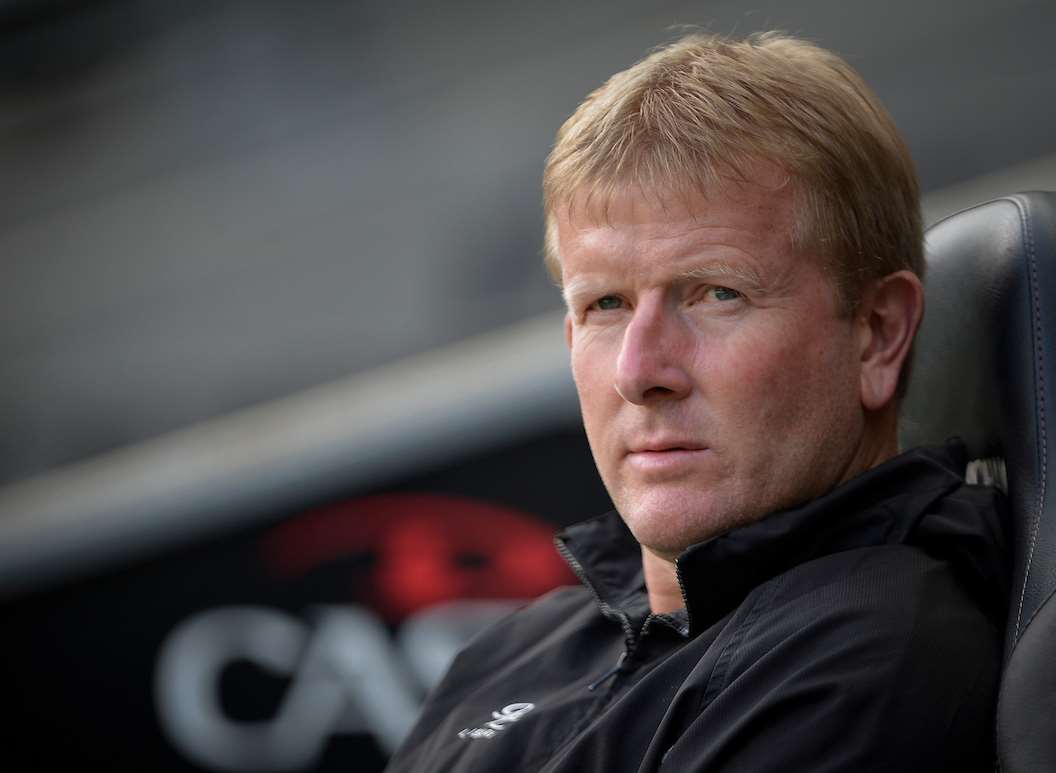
[668,545,1001,771]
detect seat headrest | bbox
[900,191,1056,773]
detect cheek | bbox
[697,328,795,393]
[703,321,854,427]
[571,339,608,409]
[570,336,620,448]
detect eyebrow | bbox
[561,277,602,310]
[561,257,776,311]
[676,259,766,291]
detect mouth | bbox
[627,442,707,454]
[623,437,710,475]
[624,444,709,475]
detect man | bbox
[386,33,1006,772]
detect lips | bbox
[624,441,710,476]
[627,441,706,454]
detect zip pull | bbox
[587,651,627,691]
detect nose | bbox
[614,299,693,404]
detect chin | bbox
[619,491,736,556]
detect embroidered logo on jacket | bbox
[457,702,535,739]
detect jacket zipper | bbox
[674,556,694,635]
[555,537,636,647]
[587,651,628,691]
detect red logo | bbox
[260,493,575,621]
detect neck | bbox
[642,545,684,613]
[853,407,901,476]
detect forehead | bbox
[555,173,800,282]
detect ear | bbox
[565,313,573,350]
[857,270,925,412]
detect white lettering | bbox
[154,601,522,770]
[154,605,420,771]
[458,702,535,740]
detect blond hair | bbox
[542,32,923,311]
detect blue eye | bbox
[595,296,623,310]
[712,287,741,301]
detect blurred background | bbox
[1,0,1054,770]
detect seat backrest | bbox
[900,192,1056,773]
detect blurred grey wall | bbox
[3,0,1055,485]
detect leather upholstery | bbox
[900,192,1056,773]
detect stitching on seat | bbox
[1012,195,1046,644]
[1016,578,1056,640]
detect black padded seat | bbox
[899,192,1056,773]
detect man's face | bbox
[559,176,871,558]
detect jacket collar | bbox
[556,443,969,636]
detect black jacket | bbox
[386,444,1008,772]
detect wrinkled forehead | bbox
[567,176,793,230]
[550,168,801,269]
